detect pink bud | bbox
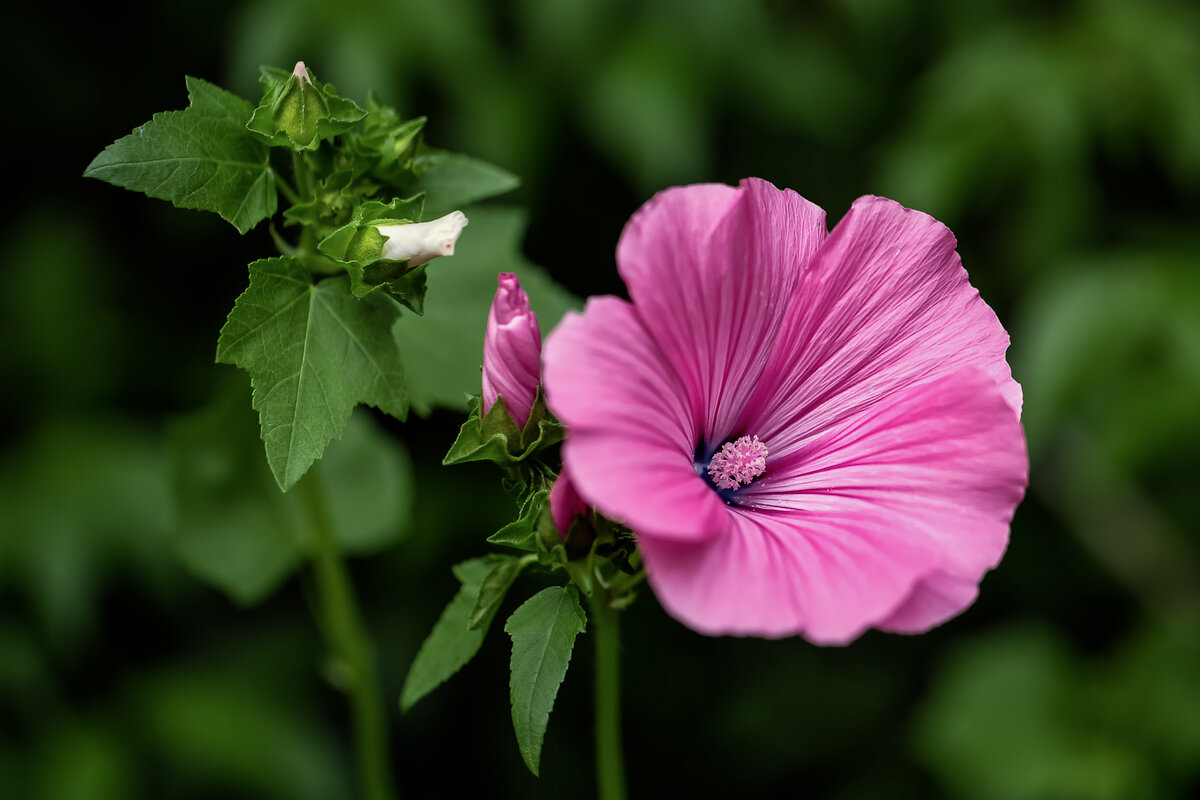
[482,273,541,429]
[550,463,588,537]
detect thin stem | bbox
[291,151,319,256]
[292,150,315,201]
[272,167,301,205]
[299,468,397,800]
[591,591,627,800]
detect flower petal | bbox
[544,297,727,542]
[876,570,982,634]
[639,506,933,643]
[746,369,1027,581]
[616,179,827,447]
[740,195,1021,460]
[642,371,1028,642]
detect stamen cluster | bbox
[707,435,768,490]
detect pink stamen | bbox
[708,435,768,490]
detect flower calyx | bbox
[442,390,564,469]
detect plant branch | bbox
[299,467,397,800]
[591,590,627,800]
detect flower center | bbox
[705,435,768,490]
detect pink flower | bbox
[543,179,1028,644]
[482,273,542,429]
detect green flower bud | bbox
[246,62,366,151]
[271,62,327,148]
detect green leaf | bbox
[469,555,532,630]
[408,148,520,217]
[168,374,304,604]
[215,257,408,491]
[246,65,366,151]
[84,76,276,234]
[316,406,414,555]
[504,585,587,776]
[392,207,581,414]
[400,558,501,712]
[168,373,413,604]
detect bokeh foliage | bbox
[3,0,1199,797]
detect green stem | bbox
[292,150,315,201]
[299,468,397,800]
[273,167,301,205]
[591,592,627,800]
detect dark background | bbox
[3,0,1199,797]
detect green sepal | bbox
[246,64,366,151]
[283,170,357,232]
[443,391,564,467]
[84,76,276,234]
[350,92,427,184]
[487,487,550,552]
[468,554,534,631]
[538,511,640,601]
[400,557,503,713]
[543,511,598,597]
[316,197,428,303]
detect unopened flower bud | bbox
[482,273,541,429]
[271,61,329,148]
[550,463,588,537]
[246,61,365,151]
[376,211,469,267]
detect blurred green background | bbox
[4,0,1200,797]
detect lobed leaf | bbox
[505,585,587,776]
[84,77,276,234]
[216,257,408,491]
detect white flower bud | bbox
[376,211,469,267]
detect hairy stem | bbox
[591,591,627,800]
[299,468,397,800]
